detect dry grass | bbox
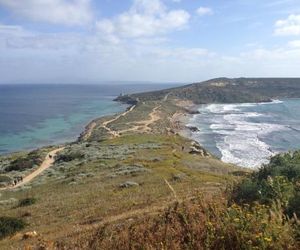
[59,194,299,250]
[0,134,237,249]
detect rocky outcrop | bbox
[189,141,210,157]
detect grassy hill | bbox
[0,93,240,249]
[116,78,300,104]
[0,78,300,249]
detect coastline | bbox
[2,78,300,248]
[0,92,242,249]
[3,90,291,170]
[185,99,300,169]
[0,101,128,156]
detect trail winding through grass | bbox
[1,147,65,190]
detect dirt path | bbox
[82,121,97,140]
[84,92,171,140]
[61,179,180,241]
[85,93,170,139]
[100,105,136,138]
[118,105,161,134]
[1,147,65,190]
[163,92,171,101]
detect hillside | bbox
[0,90,241,249]
[0,78,300,249]
[116,78,300,104]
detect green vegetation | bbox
[56,151,85,162]
[2,78,300,248]
[117,78,300,104]
[0,133,236,248]
[231,151,300,217]
[0,217,26,239]
[64,196,299,249]
[17,197,37,208]
[0,175,11,183]
[0,175,12,187]
[4,150,43,172]
[68,151,300,249]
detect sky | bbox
[0,0,300,84]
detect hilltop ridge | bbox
[116,77,300,104]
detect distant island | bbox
[1,78,300,249]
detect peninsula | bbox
[1,77,300,249]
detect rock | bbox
[186,109,200,114]
[23,231,38,240]
[152,158,161,162]
[189,141,210,157]
[119,181,139,188]
[186,126,200,132]
[172,173,186,182]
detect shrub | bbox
[231,178,260,204]
[206,202,296,250]
[5,150,43,172]
[259,176,294,207]
[0,217,26,239]
[232,151,299,215]
[287,192,300,218]
[255,151,300,181]
[0,175,12,183]
[71,197,299,249]
[17,197,37,207]
[56,151,84,162]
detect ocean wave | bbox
[269,99,284,104]
[217,136,273,168]
[202,100,284,115]
[189,98,300,168]
[213,110,287,167]
[189,100,295,168]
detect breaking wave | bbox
[188,99,300,168]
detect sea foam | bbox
[188,100,295,168]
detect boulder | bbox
[119,181,139,188]
[189,141,210,157]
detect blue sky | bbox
[0,0,300,84]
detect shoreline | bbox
[184,98,300,169]
[0,102,129,157]
[2,93,296,169]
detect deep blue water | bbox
[188,99,300,168]
[0,83,177,154]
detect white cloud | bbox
[96,0,190,39]
[196,7,213,17]
[274,14,300,36]
[0,0,93,26]
[0,24,29,36]
[288,40,300,47]
[2,1,300,83]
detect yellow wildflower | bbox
[264,237,272,242]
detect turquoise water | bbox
[0,83,177,154]
[0,99,126,154]
[188,99,300,168]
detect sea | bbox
[188,99,300,168]
[0,83,177,155]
